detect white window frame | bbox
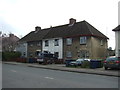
[66,51,72,57]
[54,52,59,58]
[37,42,41,46]
[100,40,103,46]
[80,37,87,44]
[54,39,59,46]
[66,38,72,45]
[119,49,120,57]
[45,40,49,47]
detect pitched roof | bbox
[112,25,120,31]
[43,20,108,39]
[19,29,50,42]
[19,20,108,42]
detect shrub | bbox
[81,61,90,68]
[2,51,21,61]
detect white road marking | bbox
[44,77,54,80]
[11,70,17,72]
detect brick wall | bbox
[63,36,107,60]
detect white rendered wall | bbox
[42,38,63,59]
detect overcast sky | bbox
[0,0,119,49]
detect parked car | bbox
[103,56,120,70]
[36,52,57,64]
[65,59,76,67]
[70,58,91,66]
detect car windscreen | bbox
[76,59,84,61]
[106,57,118,61]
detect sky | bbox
[0,0,119,49]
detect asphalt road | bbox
[2,64,119,88]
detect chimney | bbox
[9,34,14,37]
[69,18,76,25]
[35,26,41,31]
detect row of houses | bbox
[16,18,109,60]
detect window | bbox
[79,50,89,58]
[28,42,33,46]
[66,51,72,57]
[119,49,120,57]
[100,40,103,46]
[54,52,59,58]
[30,44,33,46]
[80,37,87,44]
[66,38,72,45]
[45,40,49,47]
[37,42,41,46]
[23,52,26,56]
[54,39,59,46]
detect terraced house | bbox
[18,18,108,60]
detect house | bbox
[19,18,108,60]
[42,18,108,59]
[18,26,50,58]
[112,25,120,57]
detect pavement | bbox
[2,61,120,77]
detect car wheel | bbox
[104,67,108,70]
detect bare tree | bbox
[2,33,19,52]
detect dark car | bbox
[37,52,56,64]
[103,56,120,70]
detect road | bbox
[2,64,119,88]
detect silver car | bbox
[70,58,91,66]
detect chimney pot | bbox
[69,18,76,25]
[35,26,41,31]
[9,34,14,37]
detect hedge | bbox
[2,51,21,61]
[81,61,90,68]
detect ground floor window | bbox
[66,51,72,58]
[54,52,59,58]
[78,50,89,58]
[119,49,120,56]
[28,52,34,57]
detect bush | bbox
[81,61,90,68]
[2,51,21,61]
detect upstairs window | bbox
[28,42,33,46]
[100,40,103,46]
[66,38,72,45]
[30,44,33,46]
[45,40,49,47]
[54,39,59,46]
[80,37,87,44]
[37,42,41,46]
